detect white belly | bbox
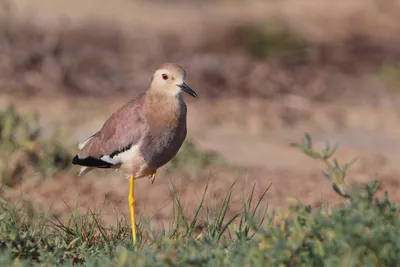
[100,143,151,178]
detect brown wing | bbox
[73,93,147,166]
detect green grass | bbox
[0,133,399,266]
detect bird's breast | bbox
[140,93,188,169]
[139,120,187,169]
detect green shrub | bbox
[0,105,72,186]
[376,62,400,92]
[235,23,310,61]
[167,140,225,172]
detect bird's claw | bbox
[149,172,156,184]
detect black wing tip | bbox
[72,155,80,165]
[109,143,133,159]
[72,155,113,168]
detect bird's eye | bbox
[162,74,168,80]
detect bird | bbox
[71,63,198,245]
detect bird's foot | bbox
[149,171,156,184]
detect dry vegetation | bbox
[2,0,400,101]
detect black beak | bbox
[179,82,198,98]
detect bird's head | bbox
[150,63,198,98]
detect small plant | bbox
[0,105,72,186]
[291,133,357,200]
[0,0,14,29]
[235,22,310,60]
[167,140,225,172]
[376,62,400,92]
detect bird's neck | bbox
[145,90,186,128]
[146,89,183,106]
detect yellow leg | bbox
[149,171,157,184]
[128,175,136,245]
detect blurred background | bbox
[1,0,400,227]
